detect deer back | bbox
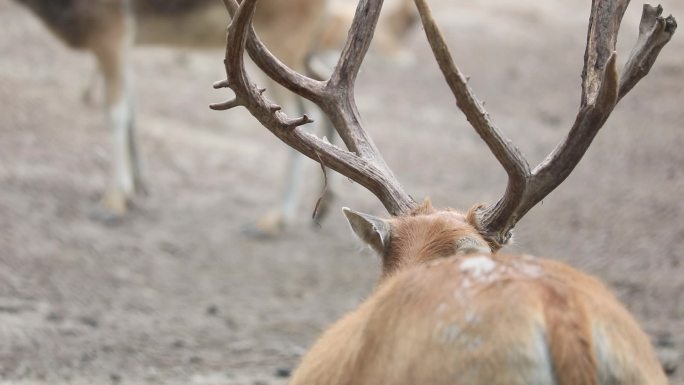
[292,227,667,385]
[13,0,126,48]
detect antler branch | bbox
[619,4,677,99]
[415,0,676,248]
[213,0,417,215]
[329,1,385,88]
[220,0,325,100]
[215,0,674,243]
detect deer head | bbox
[342,201,491,279]
[212,0,676,257]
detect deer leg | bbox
[93,24,140,214]
[244,87,341,237]
[252,98,338,236]
[81,64,101,106]
[282,159,306,226]
[127,101,147,196]
[243,83,311,237]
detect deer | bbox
[11,0,325,218]
[12,0,418,234]
[212,0,677,383]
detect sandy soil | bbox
[1,0,682,384]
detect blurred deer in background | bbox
[13,0,417,233]
[12,0,324,215]
[213,0,676,383]
[244,0,419,236]
[315,0,417,60]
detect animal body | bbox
[291,203,668,385]
[13,0,325,215]
[214,0,677,383]
[13,0,417,233]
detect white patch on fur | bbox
[441,324,461,343]
[593,326,610,384]
[439,323,483,351]
[593,325,623,385]
[464,310,479,326]
[460,256,496,279]
[453,288,467,305]
[525,327,558,385]
[513,260,543,278]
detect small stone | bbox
[79,316,99,328]
[188,356,202,365]
[46,312,63,323]
[274,367,291,378]
[656,332,675,348]
[110,373,122,383]
[224,317,238,330]
[206,305,219,316]
[658,347,680,376]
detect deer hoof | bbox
[242,211,287,239]
[100,190,131,215]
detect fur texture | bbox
[291,203,668,385]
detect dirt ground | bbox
[1,0,682,384]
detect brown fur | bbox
[14,0,126,48]
[291,205,669,385]
[133,0,216,16]
[15,0,325,58]
[315,0,418,55]
[386,207,483,277]
[542,279,598,385]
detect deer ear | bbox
[342,207,391,255]
[455,236,491,256]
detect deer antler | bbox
[212,0,417,215]
[219,0,324,100]
[415,0,676,248]
[213,0,675,249]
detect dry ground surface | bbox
[1,0,683,384]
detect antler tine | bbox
[220,0,325,101]
[414,0,531,246]
[415,0,676,248]
[619,4,677,100]
[214,0,417,216]
[329,0,385,88]
[319,0,405,171]
[221,0,399,166]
